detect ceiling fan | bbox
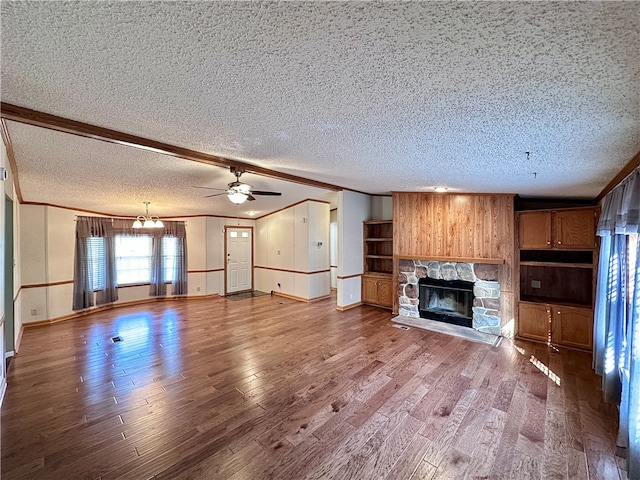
[194,167,282,204]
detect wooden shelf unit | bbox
[363,220,393,309]
[516,206,598,351]
[363,221,393,275]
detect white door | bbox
[226,227,252,294]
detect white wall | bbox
[255,200,330,300]
[337,190,371,309]
[19,205,47,323]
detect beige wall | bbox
[16,204,256,324]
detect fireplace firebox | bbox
[418,278,474,328]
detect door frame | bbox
[223,225,254,295]
[4,195,14,358]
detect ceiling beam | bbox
[0,102,345,192]
[597,149,640,201]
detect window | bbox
[86,237,106,290]
[88,235,179,287]
[162,237,178,283]
[115,235,152,285]
[628,234,638,316]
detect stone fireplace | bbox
[398,259,501,336]
[418,277,474,327]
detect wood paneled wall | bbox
[392,193,516,325]
[393,193,515,261]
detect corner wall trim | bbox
[337,273,363,280]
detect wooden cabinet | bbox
[555,209,596,249]
[362,274,393,308]
[551,305,593,350]
[518,302,550,343]
[363,221,393,309]
[518,301,593,350]
[518,211,552,249]
[517,206,598,352]
[518,208,596,250]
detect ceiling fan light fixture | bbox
[434,186,448,193]
[227,191,249,204]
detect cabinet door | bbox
[519,212,552,249]
[518,302,550,342]
[362,276,379,304]
[555,210,595,249]
[551,305,593,350]
[376,277,393,308]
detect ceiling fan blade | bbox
[193,185,226,191]
[204,192,227,198]
[251,191,282,196]
[247,194,256,201]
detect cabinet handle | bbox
[557,241,562,245]
[547,241,551,245]
[557,311,561,315]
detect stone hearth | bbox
[398,259,501,336]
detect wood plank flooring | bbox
[1,294,626,479]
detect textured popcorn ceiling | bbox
[5,121,335,218]
[1,1,639,216]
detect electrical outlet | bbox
[531,280,541,289]
[30,308,37,316]
[277,250,281,255]
[196,286,201,292]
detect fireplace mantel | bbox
[395,255,505,265]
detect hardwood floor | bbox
[1,294,626,479]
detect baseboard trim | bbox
[14,325,24,353]
[0,377,6,407]
[273,292,332,303]
[336,302,363,311]
[23,295,194,328]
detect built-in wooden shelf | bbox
[520,297,592,309]
[363,220,394,309]
[364,221,393,276]
[394,255,505,265]
[520,261,593,269]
